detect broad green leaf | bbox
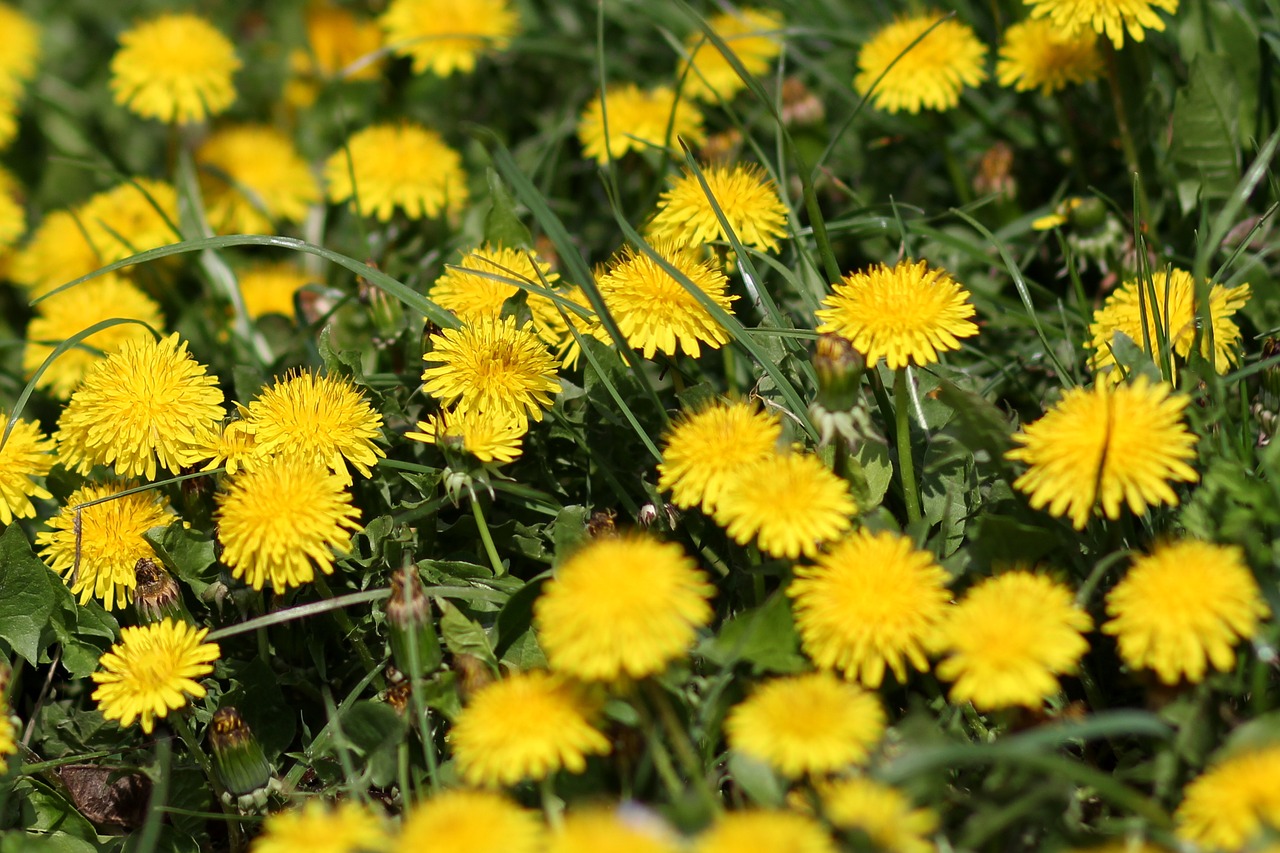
[0,526,61,666]
[1170,55,1242,213]
[482,169,534,248]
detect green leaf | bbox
[933,379,1015,462]
[699,593,806,674]
[493,574,549,660]
[550,506,591,564]
[437,600,497,667]
[0,526,62,666]
[144,522,216,586]
[726,753,786,808]
[482,169,534,248]
[855,442,893,510]
[1170,55,1243,213]
[335,700,408,758]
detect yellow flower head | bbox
[597,242,737,359]
[110,13,240,123]
[548,808,682,853]
[198,125,320,234]
[200,419,257,477]
[397,789,542,853]
[648,163,789,253]
[325,123,469,221]
[421,316,562,423]
[1176,743,1280,851]
[77,178,181,268]
[816,777,939,853]
[997,19,1104,95]
[380,0,519,77]
[0,165,25,246]
[0,706,15,759]
[1087,268,1250,380]
[451,670,611,786]
[578,84,707,164]
[236,262,312,321]
[0,4,40,101]
[816,259,978,369]
[10,210,105,298]
[679,8,785,102]
[286,4,384,108]
[1007,376,1198,529]
[695,810,837,853]
[242,370,385,486]
[36,482,172,610]
[725,671,885,777]
[55,333,225,481]
[933,571,1093,710]
[91,619,220,734]
[1024,0,1178,48]
[0,412,54,525]
[405,407,527,465]
[23,275,164,400]
[215,455,362,592]
[713,450,856,559]
[854,13,989,114]
[658,400,782,514]
[430,244,559,324]
[252,799,392,853]
[526,283,605,370]
[789,529,952,687]
[535,534,714,681]
[1103,539,1268,684]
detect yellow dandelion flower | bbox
[55,333,224,481]
[253,800,391,853]
[0,412,55,525]
[36,482,173,610]
[578,84,707,165]
[1025,0,1178,48]
[91,619,220,734]
[854,13,989,114]
[648,163,789,253]
[657,400,782,514]
[236,262,311,321]
[816,259,978,370]
[325,123,469,221]
[1103,539,1269,684]
[1176,744,1280,851]
[1066,844,1169,853]
[933,571,1093,710]
[1007,376,1198,529]
[695,810,837,853]
[215,455,362,592]
[405,407,527,464]
[597,242,737,359]
[242,370,385,486]
[713,450,856,559]
[23,275,164,400]
[1087,268,1250,379]
[10,210,104,297]
[0,4,40,100]
[286,4,384,108]
[0,705,15,759]
[397,789,542,853]
[817,777,939,853]
[679,8,785,102]
[198,125,320,235]
[725,671,885,777]
[421,316,561,423]
[110,13,240,124]
[548,808,682,853]
[77,178,180,267]
[526,283,605,370]
[199,419,256,476]
[380,0,519,77]
[997,19,1103,95]
[535,534,713,681]
[0,165,25,247]
[430,244,559,324]
[452,670,611,786]
[789,529,951,687]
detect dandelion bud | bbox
[209,707,272,809]
[358,269,404,342]
[385,566,443,677]
[780,77,825,127]
[813,333,865,412]
[453,653,494,701]
[134,558,190,625]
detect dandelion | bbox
[997,19,1103,95]
[648,163,789,253]
[535,534,713,681]
[242,370,385,486]
[657,400,782,513]
[679,9,785,102]
[526,283,605,370]
[1007,376,1198,529]
[325,123,469,221]
[725,671,885,777]
[854,13,988,114]
[548,808,682,853]
[55,333,225,481]
[451,670,611,786]
[197,125,320,235]
[397,789,543,853]
[421,316,561,422]
[1025,0,1179,48]
[0,166,24,246]
[251,800,391,853]
[1103,540,1268,684]
[695,810,837,853]
[0,4,40,100]
[934,571,1093,710]
[817,778,939,853]
[286,4,384,108]
[36,482,173,610]
[713,450,856,559]
[1175,744,1280,850]
[789,529,951,687]
[235,262,312,321]
[430,244,559,324]
[0,412,55,525]
[578,84,706,164]
[1087,268,1250,379]
[77,178,181,268]
[0,704,15,759]
[109,13,240,123]
[405,407,527,464]
[10,210,105,297]
[91,619,220,734]
[199,420,257,477]
[215,455,362,592]
[380,0,519,77]
[816,259,978,369]
[597,242,736,359]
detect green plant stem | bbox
[471,497,505,576]
[312,574,385,691]
[540,776,564,830]
[170,711,243,853]
[1103,41,1150,224]
[642,680,719,813]
[893,369,922,526]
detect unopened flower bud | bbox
[386,565,443,676]
[209,707,272,806]
[813,333,865,412]
[134,558,190,625]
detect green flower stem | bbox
[170,710,243,853]
[642,680,720,814]
[471,497,505,576]
[1102,41,1150,223]
[893,368,922,526]
[540,776,564,831]
[312,574,384,691]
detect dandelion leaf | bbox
[1170,55,1244,214]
